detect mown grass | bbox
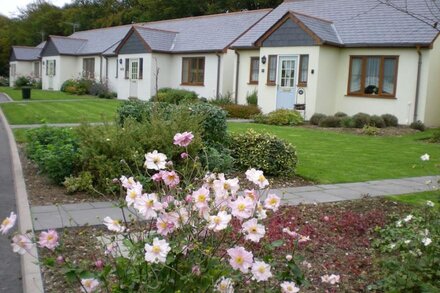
[228,123,440,184]
[1,100,122,124]
[387,190,440,207]
[0,86,97,101]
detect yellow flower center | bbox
[258,175,266,182]
[250,227,257,233]
[223,183,230,190]
[84,280,92,287]
[112,220,120,226]
[152,245,161,254]
[214,217,221,224]
[146,199,154,207]
[198,194,206,203]
[235,256,243,265]
[2,218,10,226]
[258,266,266,273]
[269,198,277,205]
[129,191,136,199]
[159,222,167,229]
[287,286,293,291]
[47,234,54,241]
[220,283,227,289]
[237,203,246,211]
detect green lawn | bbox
[387,191,440,207]
[0,86,97,101]
[1,100,122,124]
[228,123,440,184]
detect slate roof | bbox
[49,36,87,54]
[133,26,178,52]
[293,12,341,45]
[11,46,42,61]
[233,0,440,48]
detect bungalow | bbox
[9,43,44,87]
[9,0,440,126]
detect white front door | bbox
[129,59,139,98]
[47,60,55,90]
[276,56,298,109]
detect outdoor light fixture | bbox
[119,59,123,64]
[42,61,45,65]
[261,56,267,64]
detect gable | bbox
[10,50,17,61]
[41,40,60,57]
[262,19,317,47]
[118,32,149,54]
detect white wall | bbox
[333,47,429,125]
[9,61,34,87]
[220,49,236,98]
[234,50,259,105]
[117,53,151,100]
[424,37,440,127]
[106,57,118,92]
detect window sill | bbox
[297,83,307,87]
[248,82,259,85]
[345,94,396,100]
[266,82,276,86]
[180,83,205,87]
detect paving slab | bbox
[283,185,324,193]
[293,191,345,203]
[32,209,77,231]
[60,202,96,211]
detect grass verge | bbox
[0,86,97,101]
[387,190,440,207]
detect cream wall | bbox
[106,57,118,92]
[150,53,172,97]
[220,49,236,97]
[9,61,34,87]
[424,36,440,127]
[333,47,430,125]
[117,53,151,100]
[234,50,259,105]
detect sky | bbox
[0,0,72,18]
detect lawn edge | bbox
[0,108,45,293]
[0,91,14,102]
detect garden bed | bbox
[37,197,412,292]
[301,124,419,136]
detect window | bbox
[249,57,259,84]
[10,64,16,77]
[348,56,398,97]
[46,60,56,76]
[124,58,143,80]
[280,58,295,87]
[182,57,205,85]
[267,55,277,85]
[83,58,95,79]
[34,62,40,78]
[298,55,309,86]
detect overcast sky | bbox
[0,0,72,18]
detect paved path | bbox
[0,92,12,103]
[31,175,437,231]
[0,109,23,292]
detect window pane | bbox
[349,58,362,93]
[300,55,309,83]
[250,58,259,82]
[268,55,277,83]
[382,58,396,94]
[364,57,380,94]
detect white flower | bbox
[215,277,234,293]
[11,234,33,255]
[264,194,281,212]
[422,237,432,246]
[81,278,100,293]
[251,261,272,282]
[396,220,402,227]
[420,153,430,161]
[280,281,300,292]
[144,150,167,170]
[144,237,171,264]
[134,193,162,220]
[245,168,269,189]
[286,254,293,261]
[103,216,125,233]
[389,243,396,249]
[192,187,211,210]
[208,211,232,232]
[426,200,435,207]
[404,240,411,244]
[242,218,265,243]
[229,196,254,220]
[321,274,340,284]
[0,212,17,235]
[125,183,143,206]
[403,215,413,222]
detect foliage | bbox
[340,116,355,128]
[229,129,297,176]
[63,171,93,194]
[199,144,234,173]
[362,125,379,136]
[221,104,261,119]
[152,87,198,104]
[429,131,440,143]
[246,90,258,105]
[210,92,233,106]
[334,111,348,118]
[381,114,399,127]
[352,112,371,128]
[76,108,204,192]
[410,120,426,132]
[61,79,88,95]
[369,115,386,128]
[117,100,175,125]
[0,76,9,86]
[254,109,303,126]
[25,126,79,184]
[14,76,35,88]
[372,203,440,292]
[318,116,341,128]
[309,113,327,126]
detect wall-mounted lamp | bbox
[261,55,267,65]
[311,69,314,74]
[42,61,45,65]
[119,59,123,64]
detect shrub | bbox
[246,90,258,105]
[152,87,198,104]
[372,205,439,292]
[352,112,371,128]
[362,125,379,136]
[14,76,33,88]
[429,131,440,143]
[254,109,303,126]
[25,126,79,184]
[334,112,348,118]
[33,80,42,89]
[381,114,399,127]
[88,80,109,97]
[221,104,261,119]
[370,115,386,128]
[117,100,176,125]
[229,129,297,176]
[186,102,228,144]
[410,120,426,132]
[0,76,9,86]
[211,92,233,106]
[60,79,89,95]
[63,171,93,194]
[310,113,327,126]
[340,116,355,128]
[318,116,342,128]
[200,144,234,173]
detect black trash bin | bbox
[22,86,31,100]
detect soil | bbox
[301,124,419,136]
[37,198,413,293]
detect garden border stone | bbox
[0,108,44,293]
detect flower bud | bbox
[286,254,293,261]
[181,152,189,159]
[95,259,104,269]
[56,255,64,264]
[192,265,201,276]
